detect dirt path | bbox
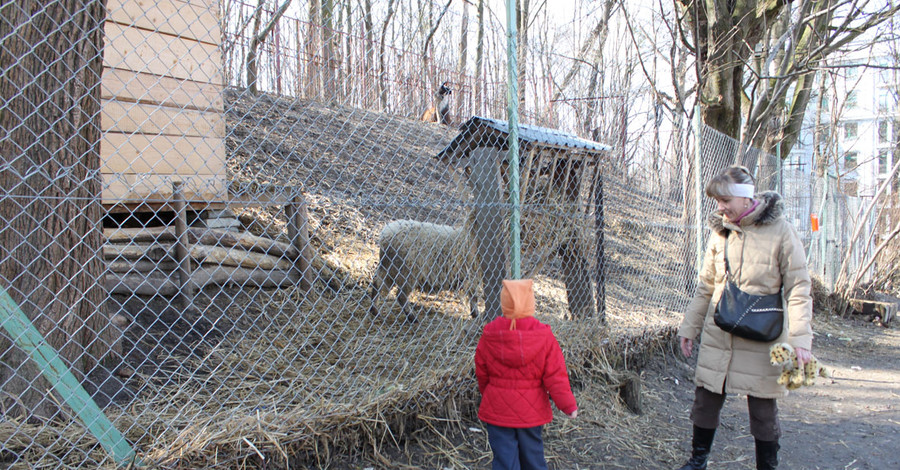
[763,320,900,470]
[640,315,900,470]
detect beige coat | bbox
[678,192,813,399]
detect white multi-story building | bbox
[782,52,898,288]
[834,56,899,197]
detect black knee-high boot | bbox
[755,439,779,470]
[677,425,716,470]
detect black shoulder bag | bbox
[713,233,784,342]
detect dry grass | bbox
[1,278,679,469]
[2,90,690,468]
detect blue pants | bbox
[485,423,548,470]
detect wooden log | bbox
[104,241,293,270]
[106,270,177,296]
[103,226,175,243]
[190,266,294,290]
[103,226,298,258]
[189,244,292,270]
[103,243,173,261]
[189,228,298,259]
[106,259,178,273]
[104,267,297,295]
[849,298,896,326]
[617,372,642,414]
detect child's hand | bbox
[566,409,578,419]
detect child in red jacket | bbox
[475,279,578,470]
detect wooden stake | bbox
[173,181,194,308]
[285,192,313,290]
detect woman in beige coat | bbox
[676,166,813,470]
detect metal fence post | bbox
[694,105,704,278]
[506,0,521,280]
[0,290,140,468]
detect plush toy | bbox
[768,342,831,390]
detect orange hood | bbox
[500,279,535,328]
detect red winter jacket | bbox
[475,315,578,428]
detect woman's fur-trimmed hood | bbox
[708,191,784,235]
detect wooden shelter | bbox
[435,116,612,320]
[100,0,226,211]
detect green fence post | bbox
[0,289,140,467]
[506,0,521,280]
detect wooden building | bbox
[100,0,226,210]
[435,116,611,320]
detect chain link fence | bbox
[0,1,840,468]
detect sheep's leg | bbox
[398,288,417,323]
[468,293,479,319]
[368,270,385,316]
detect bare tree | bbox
[422,0,454,79]
[475,0,485,113]
[307,0,322,97]
[550,0,618,105]
[677,0,900,161]
[378,0,398,110]
[246,0,293,95]
[516,0,529,107]
[0,0,117,419]
[457,0,470,78]
[322,0,336,101]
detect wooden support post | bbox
[617,371,642,414]
[470,147,508,320]
[556,159,595,320]
[173,181,194,308]
[285,192,313,290]
[593,161,606,323]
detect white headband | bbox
[724,183,755,198]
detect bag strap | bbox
[723,232,733,281]
[724,230,783,294]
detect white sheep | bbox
[368,218,480,322]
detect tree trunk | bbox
[246,0,265,93]
[0,0,113,419]
[516,0,529,108]
[343,0,352,104]
[378,0,397,111]
[247,0,293,95]
[457,0,469,78]
[306,0,321,98]
[679,0,787,139]
[698,3,742,138]
[550,0,615,104]
[475,0,485,114]
[363,0,373,89]
[322,0,335,102]
[422,0,453,78]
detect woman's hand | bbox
[680,336,694,358]
[795,347,812,367]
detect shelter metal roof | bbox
[435,116,613,163]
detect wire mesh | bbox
[0,0,858,468]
